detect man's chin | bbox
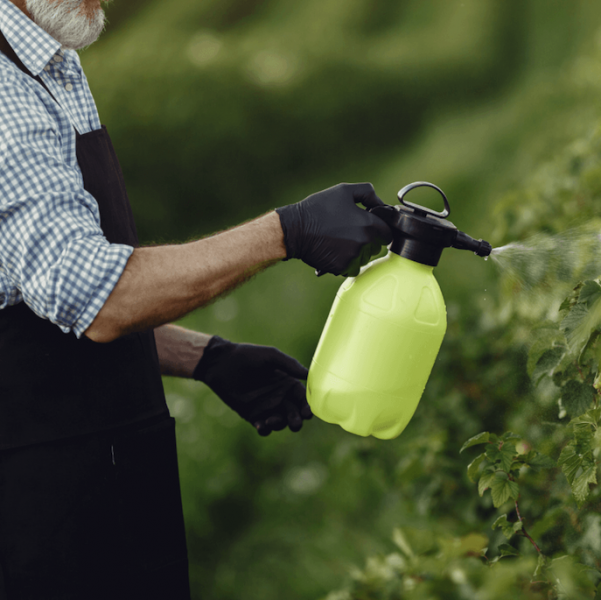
[25,0,106,51]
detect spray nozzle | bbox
[452,231,493,258]
[370,182,492,266]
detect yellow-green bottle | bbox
[307,182,492,440]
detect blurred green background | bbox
[80,1,601,598]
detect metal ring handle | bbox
[397,181,450,219]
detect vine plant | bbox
[461,278,601,596]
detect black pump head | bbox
[370,182,492,267]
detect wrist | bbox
[274,204,301,261]
[192,335,231,382]
[266,210,287,260]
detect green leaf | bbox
[498,543,519,557]
[579,280,601,307]
[558,444,584,485]
[467,453,486,483]
[559,295,575,314]
[562,380,595,418]
[532,347,566,385]
[501,431,522,442]
[478,470,497,497]
[573,406,601,429]
[528,328,567,377]
[526,452,556,470]
[460,432,490,453]
[485,443,517,472]
[509,459,524,477]
[572,464,597,507]
[579,329,600,367]
[492,515,524,540]
[490,473,520,507]
[561,303,589,337]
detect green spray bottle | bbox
[306,182,492,440]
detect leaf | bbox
[501,431,522,442]
[559,295,575,314]
[579,280,601,307]
[525,452,556,470]
[561,303,589,337]
[562,297,601,357]
[490,473,520,507]
[573,406,601,428]
[478,470,497,497]
[528,328,567,377]
[497,543,519,557]
[460,432,490,453]
[558,444,584,485]
[572,464,597,507]
[532,347,566,385]
[492,515,524,540]
[508,459,524,477]
[485,443,517,472]
[562,380,595,418]
[579,329,601,367]
[467,453,486,483]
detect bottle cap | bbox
[371,182,492,267]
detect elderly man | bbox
[0,0,392,598]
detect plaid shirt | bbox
[0,0,133,338]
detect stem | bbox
[515,500,543,555]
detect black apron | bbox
[0,36,169,449]
[0,37,190,600]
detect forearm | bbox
[154,324,212,378]
[85,211,285,343]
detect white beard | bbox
[25,0,106,51]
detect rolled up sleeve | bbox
[0,75,133,338]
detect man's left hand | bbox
[193,336,312,435]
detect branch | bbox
[515,500,543,555]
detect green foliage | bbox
[322,16,601,599]
[323,526,601,600]
[558,408,601,507]
[492,515,523,541]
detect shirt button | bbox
[65,83,73,91]
[54,56,63,63]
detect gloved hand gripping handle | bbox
[314,181,492,272]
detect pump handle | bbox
[397,182,450,219]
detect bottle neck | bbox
[390,235,443,267]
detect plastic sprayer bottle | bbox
[307,182,492,440]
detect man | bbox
[0,0,392,597]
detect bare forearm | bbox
[154,324,212,378]
[85,211,285,343]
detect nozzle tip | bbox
[476,240,492,258]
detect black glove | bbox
[275,182,393,277]
[193,336,312,436]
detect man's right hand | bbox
[275,183,393,277]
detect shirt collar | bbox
[0,0,61,76]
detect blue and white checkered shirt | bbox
[0,0,133,338]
